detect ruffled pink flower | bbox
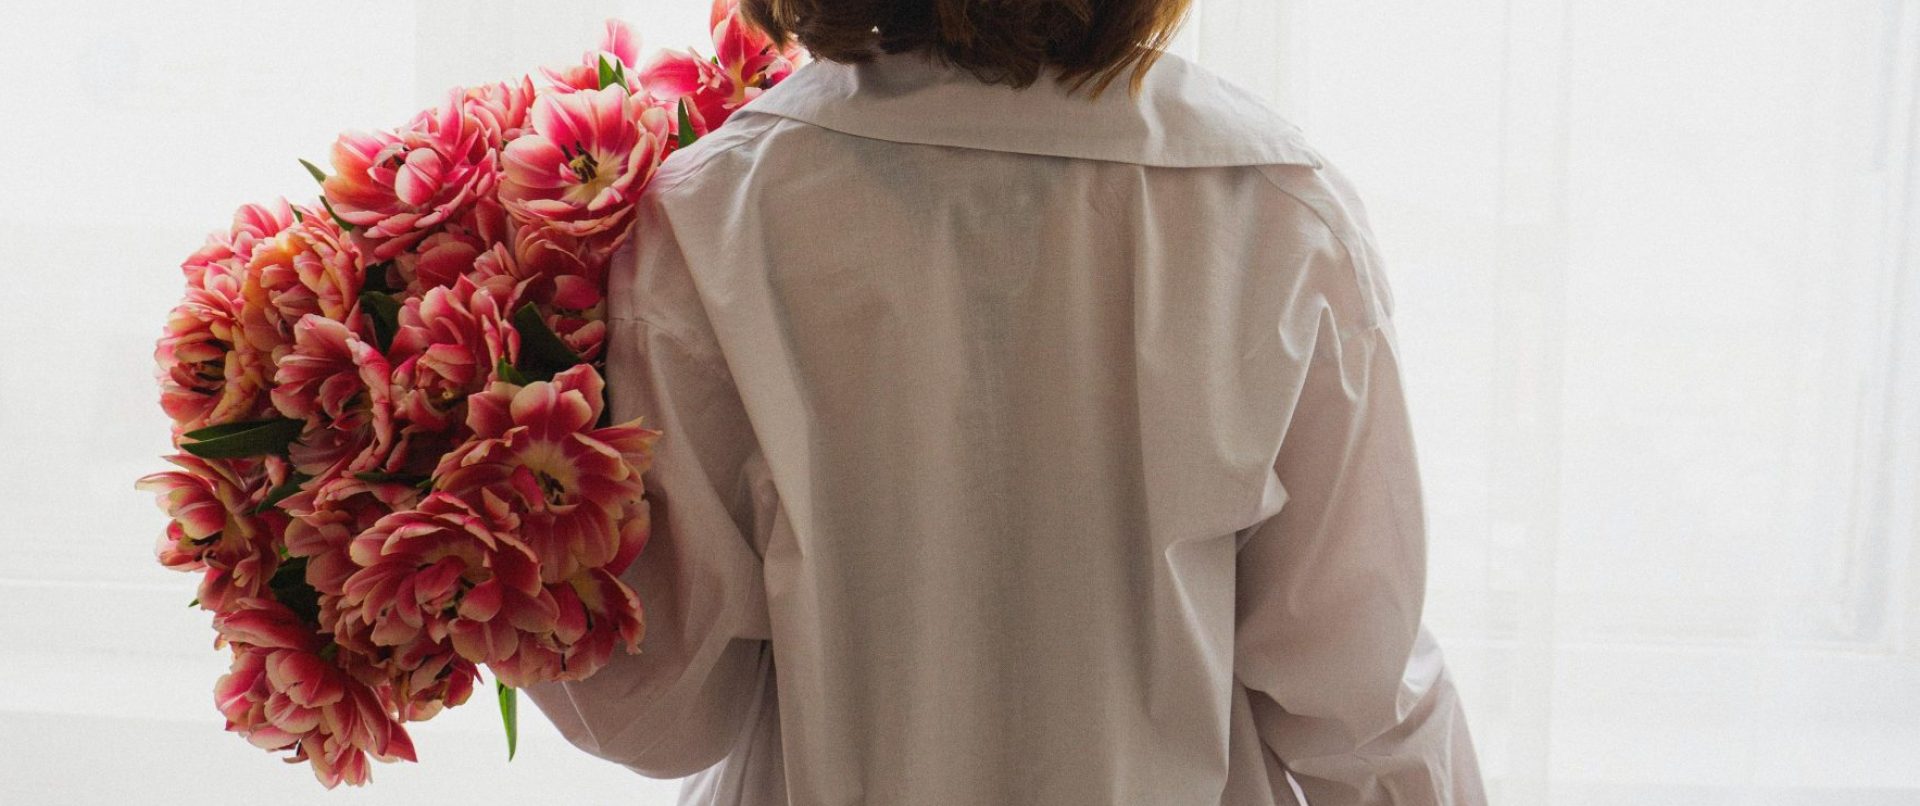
[349,629,480,723]
[557,314,608,364]
[280,474,421,609]
[325,586,481,724]
[336,493,562,688]
[390,273,523,411]
[467,520,648,685]
[437,567,647,686]
[309,487,483,721]
[181,199,298,287]
[363,271,523,482]
[464,224,602,309]
[459,238,609,357]
[156,261,275,434]
[277,476,432,710]
[541,19,643,93]
[498,85,672,241]
[431,366,658,587]
[638,0,804,137]
[272,316,397,480]
[391,227,485,295]
[136,455,287,612]
[212,599,416,789]
[461,75,539,147]
[240,207,368,355]
[546,562,646,681]
[320,91,500,259]
[389,195,558,298]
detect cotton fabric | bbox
[521,45,1486,806]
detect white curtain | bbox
[2,1,1915,803]
[1173,1,1920,804]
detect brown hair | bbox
[740,0,1195,99]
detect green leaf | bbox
[290,207,306,223]
[319,194,356,232]
[497,681,519,761]
[179,418,304,459]
[352,470,426,487]
[495,357,530,386]
[676,98,698,148]
[182,419,277,442]
[252,471,312,514]
[597,54,625,90]
[361,260,396,295]
[298,158,329,184]
[187,596,200,608]
[511,303,582,380]
[268,556,322,630]
[359,290,402,354]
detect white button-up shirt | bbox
[522,45,1486,806]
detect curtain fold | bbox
[1194,0,1920,802]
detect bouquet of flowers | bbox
[134,2,804,788]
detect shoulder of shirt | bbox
[1251,154,1396,337]
[630,90,1394,335]
[642,111,789,200]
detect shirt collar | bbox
[731,47,1325,169]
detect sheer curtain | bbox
[1172,1,1920,804]
[3,1,1914,803]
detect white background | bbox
[1,1,1915,804]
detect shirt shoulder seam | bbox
[646,112,786,197]
[1250,164,1390,341]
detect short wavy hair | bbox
[740,0,1195,99]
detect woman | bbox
[521,1,1487,803]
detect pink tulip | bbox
[546,563,646,681]
[336,493,563,689]
[395,228,485,294]
[326,605,479,724]
[272,316,397,481]
[461,75,539,147]
[554,313,608,364]
[480,225,603,306]
[279,475,428,669]
[136,455,288,612]
[638,0,805,137]
[389,273,523,410]
[241,207,368,352]
[474,543,649,685]
[433,365,660,585]
[320,90,500,260]
[156,261,275,434]
[181,199,298,287]
[498,85,672,241]
[375,272,525,481]
[215,598,327,652]
[541,19,643,93]
[212,599,418,789]
[280,474,417,596]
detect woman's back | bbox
[524,45,1485,806]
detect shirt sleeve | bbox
[518,307,776,780]
[1233,267,1487,801]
